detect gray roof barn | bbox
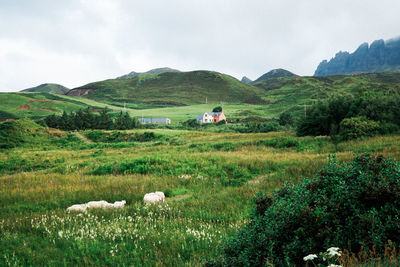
[138,118,171,124]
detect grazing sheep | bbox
[112,200,126,208]
[143,192,165,204]
[87,200,109,209]
[67,200,126,212]
[155,192,165,202]
[67,204,88,212]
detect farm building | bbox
[138,118,171,124]
[196,111,226,123]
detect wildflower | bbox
[58,231,63,238]
[327,265,342,267]
[327,247,341,257]
[303,254,318,261]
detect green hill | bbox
[21,83,70,95]
[117,67,181,79]
[0,92,110,121]
[257,72,400,115]
[253,68,297,84]
[67,70,267,106]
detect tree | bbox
[212,106,222,112]
[97,108,113,129]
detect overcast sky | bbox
[1,0,399,92]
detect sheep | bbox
[143,192,165,204]
[112,200,126,208]
[155,192,165,202]
[87,200,109,209]
[67,200,126,212]
[67,204,88,212]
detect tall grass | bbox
[1,130,399,265]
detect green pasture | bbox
[1,123,400,265]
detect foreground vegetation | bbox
[1,118,400,265]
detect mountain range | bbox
[315,38,400,76]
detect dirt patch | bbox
[47,128,64,138]
[16,99,65,111]
[17,104,30,110]
[66,88,93,96]
[0,118,17,123]
[75,132,93,143]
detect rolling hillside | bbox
[0,92,130,121]
[21,83,70,94]
[257,72,400,115]
[117,67,181,79]
[67,70,267,106]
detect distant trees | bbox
[296,94,400,138]
[45,108,139,130]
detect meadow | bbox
[1,126,400,266]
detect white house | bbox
[196,111,226,123]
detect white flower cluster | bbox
[303,254,318,261]
[303,247,342,267]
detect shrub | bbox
[378,122,399,135]
[339,116,379,140]
[239,121,282,133]
[278,111,293,126]
[215,154,400,266]
[183,119,200,128]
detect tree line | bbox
[296,94,400,138]
[45,108,139,130]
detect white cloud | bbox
[0,0,399,92]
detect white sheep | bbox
[155,192,165,202]
[87,200,109,209]
[112,200,126,208]
[67,200,126,212]
[67,204,88,212]
[143,192,165,204]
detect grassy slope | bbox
[256,72,400,114]
[0,125,399,265]
[68,71,267,105]
[21,83,70,94]
[0,93,135,121]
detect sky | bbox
[0,0,399,92]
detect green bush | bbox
[379,122,399,135]
[339,116,379,140]
[84,130,159,143]
[239,121,282,133]
[214,154,400,266]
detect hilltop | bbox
[21,83,70,95]
[253,68,297,84]
[117,67,181,79]
[67,70,267,106]
[315,38,400,76]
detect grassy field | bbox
[1,123,400,265]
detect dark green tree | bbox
[97,108,113,129]
[212,106,222,112]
